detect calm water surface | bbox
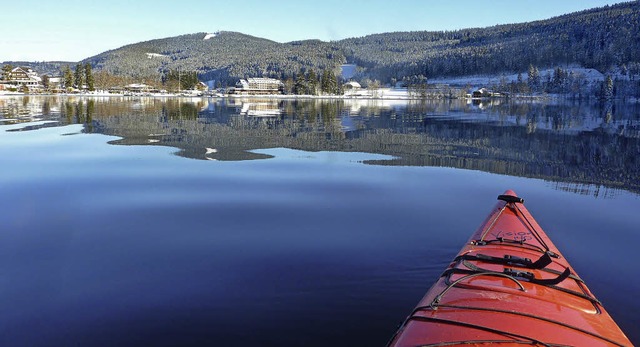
[1,96,639,346]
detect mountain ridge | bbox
[4,1,639,85]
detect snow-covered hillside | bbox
[429,66,607,87]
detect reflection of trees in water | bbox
[162,99,201,121]
[61,99,95,128]
[365,118,640,193]
[2,96,639,194]
[549,182,619,199]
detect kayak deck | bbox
[388,190,632,347]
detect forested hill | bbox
[339,1,640,82]
[85,32,346,84]
[79,1,639,85]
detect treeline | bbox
[486,64,640,100]
[163,69,200,91]
[47,66,202,92]
[58,63,95,91]
[281,69,342,95]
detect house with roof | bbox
[343,81,367,96]
[471,87,506,98]
[4,67,43,90]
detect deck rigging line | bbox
[416,340,571,347]
[442,259,601,306]
[478,194,557,257]
[416,303,629,347]
[405,316,555,347]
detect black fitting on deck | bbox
[498,194,524,204]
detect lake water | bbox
[1,95,639,346]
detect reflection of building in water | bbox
[231,78,283,95]
[343,99,408,115]
[0,96,57,122]
[468,97,507,109]
[240,102,282,117]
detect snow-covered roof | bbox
[246,77,282,84]
[236,79,250,89]
[7,67,40,82]
[343,81,361,89]
[125,83,153,90]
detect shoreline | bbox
[3,90,631,103]
[0,90,541,101]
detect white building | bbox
[232,77,283,95]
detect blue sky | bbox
[0,0,626,62]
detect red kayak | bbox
[388,190,632,347]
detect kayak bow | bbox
[388,190,632,347]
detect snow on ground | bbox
[378,88,410,99]
[203,32,218,40]
[146,53,167,59]
[429,66,606,87]
[343,88,411,99]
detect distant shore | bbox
[0,88,545,101]
[6,88,630,102]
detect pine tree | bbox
[549,67,568,93]
[334,74,342,95]
[527,64,540,92]
[84,63,95,91]
[319,70,338,95]
[321,70,330,94]
[307,69,318,95]
[327,71,338,95]
[63,66,74,89]
[74,63,85,89]
[294,71,307,95]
